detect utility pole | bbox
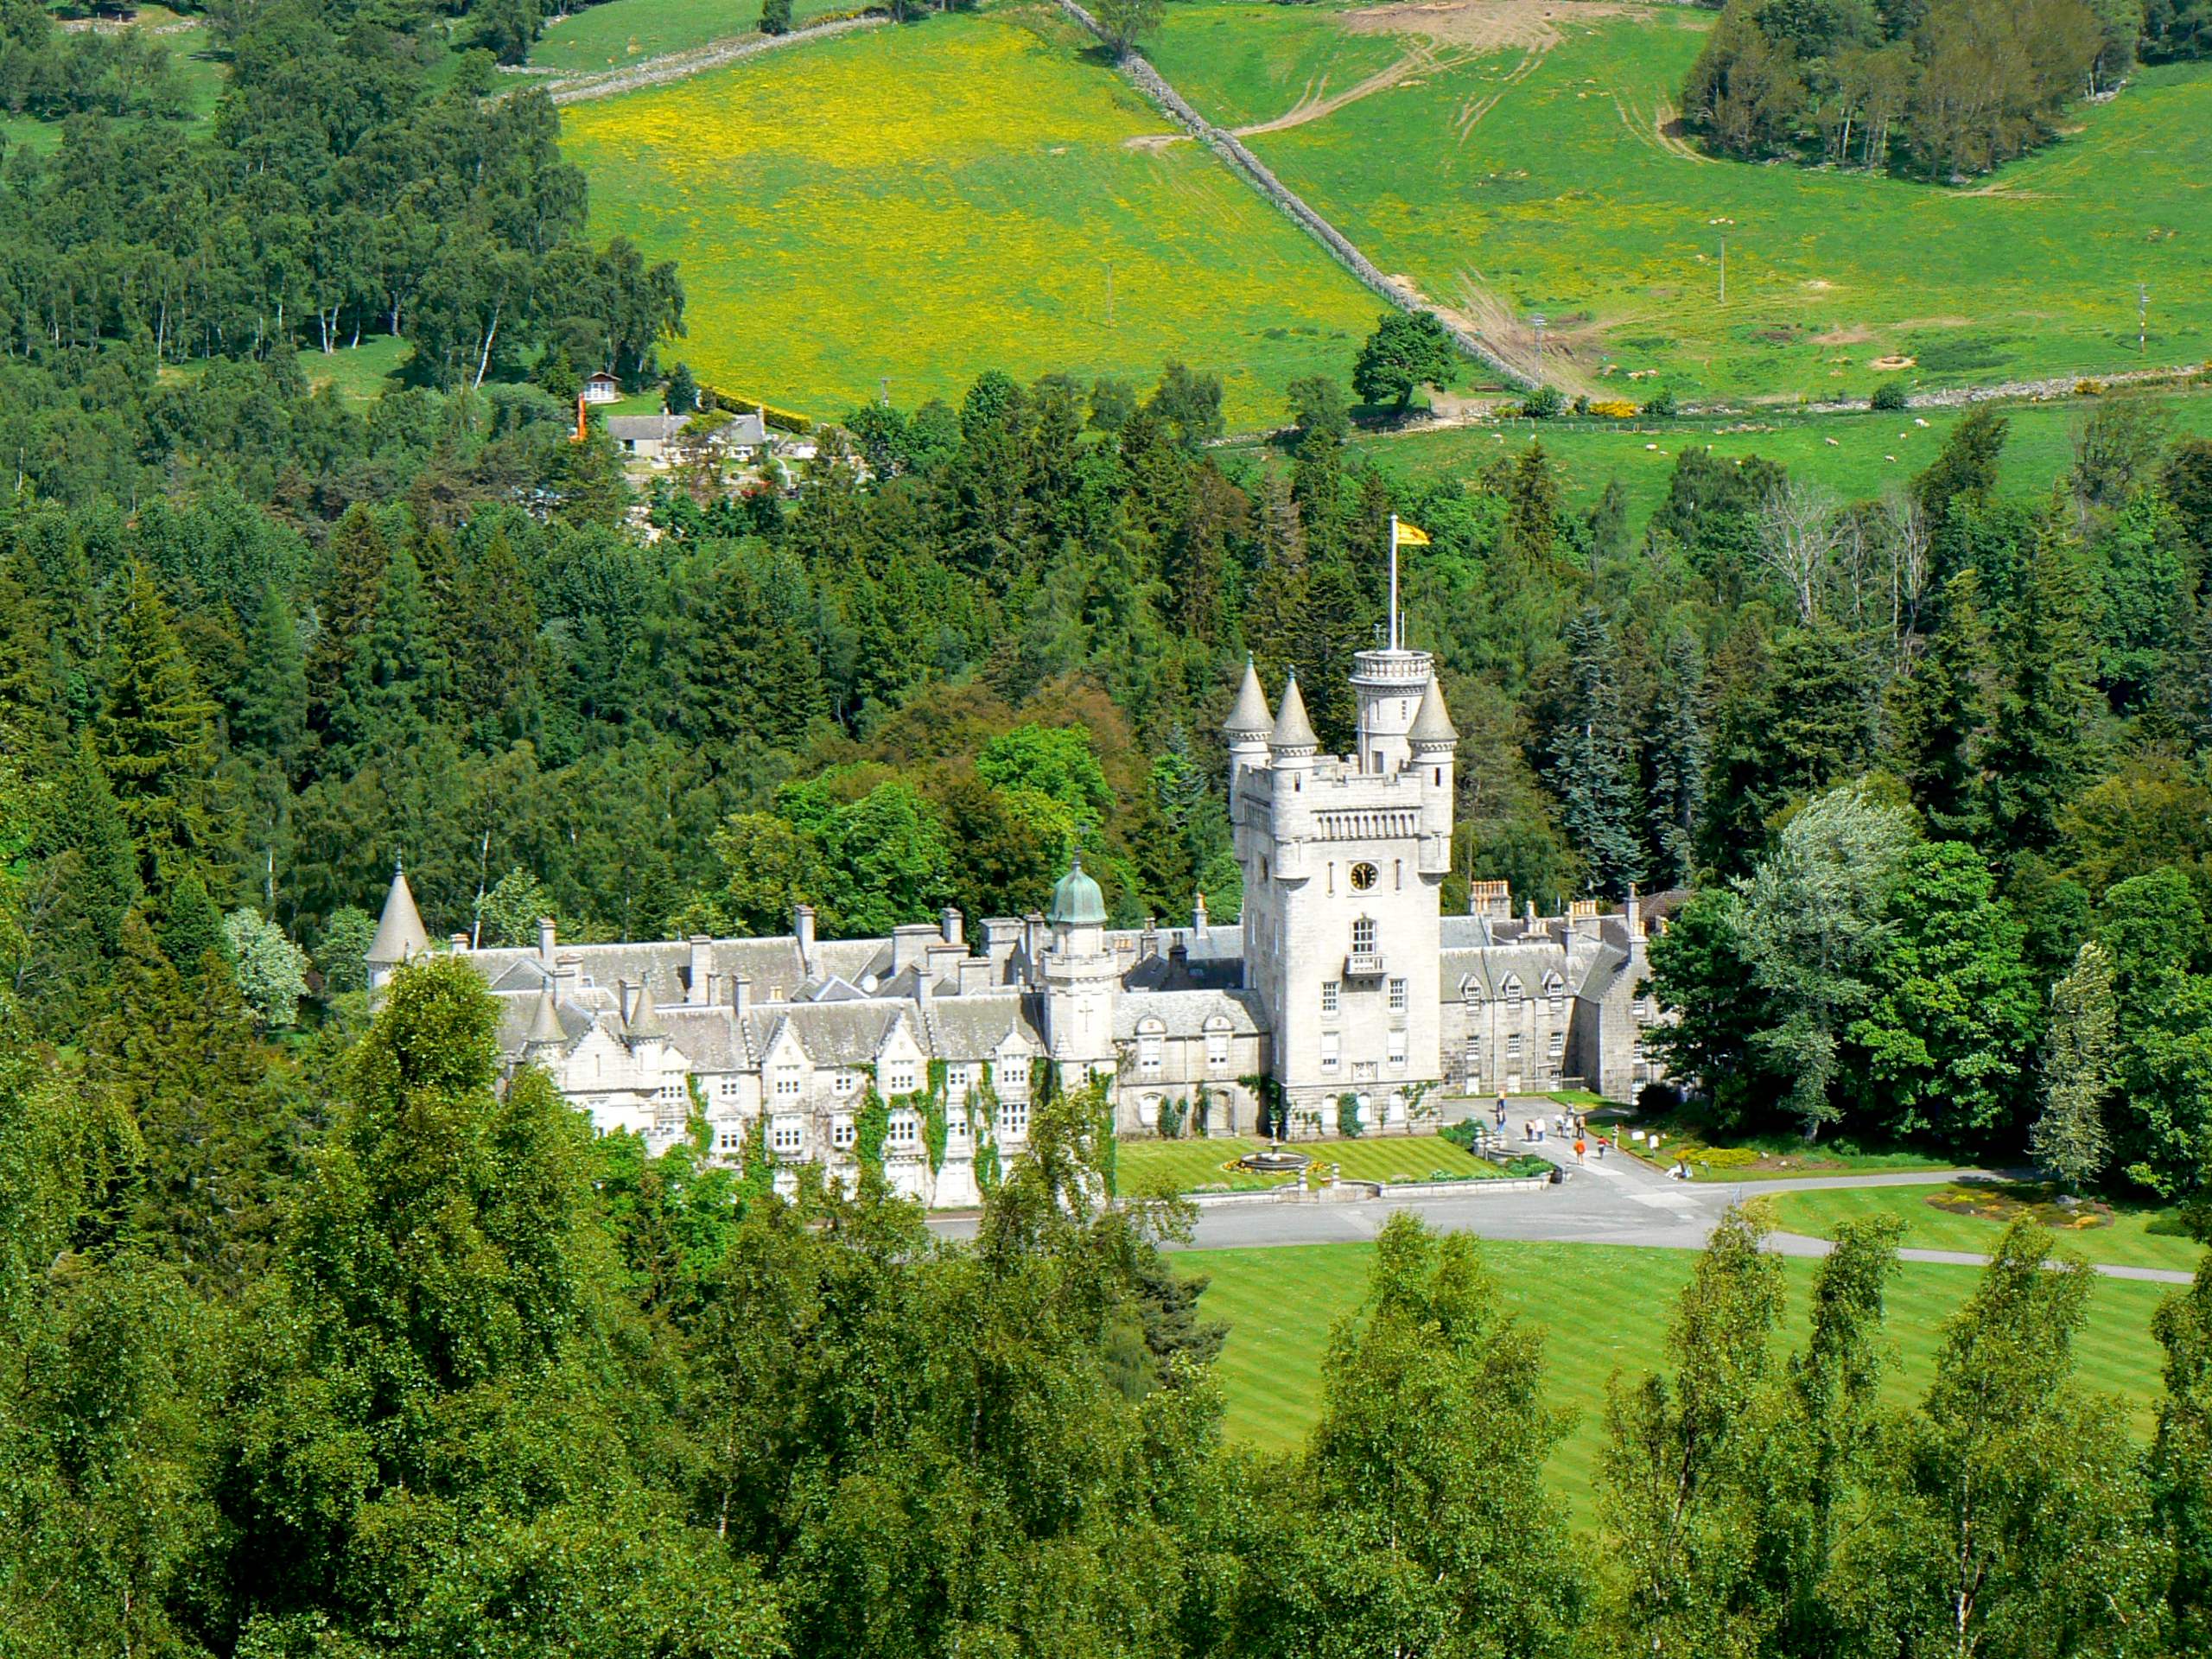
[1719,237,1726,307]
[879,376,890,406]
[265,846,275,913]
[469,828,490,950]
[2139,281,2149,356]
[1530,312,1545,375]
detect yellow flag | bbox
[1395,521,1431,546]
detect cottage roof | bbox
[605,414,686,442]
[367,867,430,966]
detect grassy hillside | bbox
[529,0,849,74]
[1149,0,2212,404]
[1183,1236,2182,1525]
[561,8,1382,425]
[1344,385,2212,516]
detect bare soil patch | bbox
[1345,0,1631,54]
[1815,325,1874,346]
[1868,353,1917,370]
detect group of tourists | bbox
[1492,1096,1598,1164]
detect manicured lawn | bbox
[1342,385,2212,516]
[1611,1128,1961,1184]
[529,0,850,75]
[1765,1182,2207,1276]
[1184,1236,2176,1527]
[561,8,1380,426]
[1116,1132,1503,1195]
[1147,0,2212,402]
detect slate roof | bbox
[367,868,430,965]
[1113,988,1266,1040]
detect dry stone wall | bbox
[1052,0,1537,392]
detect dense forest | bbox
[4,0,2212,1649]
[1682,0,2212,175]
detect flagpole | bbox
[1388,514,1401,651]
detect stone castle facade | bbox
[367,646,1674,1206]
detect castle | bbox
[367,637,1674,1206]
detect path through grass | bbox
[563,8,1380,425]
[1185,1236,2177,1526]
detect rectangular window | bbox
[1205,1028,1230,1069]
[773,1068,802,1099]
[1548,1031,1565,1056]
[1321,1033,1340,1071]
[771,1117,804,1156]
[1351,918,1376,953]
[832,1071,857,1098]
[1139,1034,1163,1077]
[997,1101,1029,1141]
[1388,1031,1407,1070]
[884,1061,918,1095]
[887,1110,919,1150]
[1388,977,1408,1014]
[1320,982,1340,1016]
[1507,1033,1523,1059]
[832,1116,856,1150]
[1000,1055,1030,1090]
[947,1065,969,1096]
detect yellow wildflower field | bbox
[562,9,1381,427]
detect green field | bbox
[1149,0,2212,404]
[1766,1183,2206,1275]
[560,8,1380,425]
[1346,385,2212,516]
[1185,1236,2177,1524]
[0,7,225,156]
[299,335,414,404]
[529,0,849,75]
[1116,1131,1503,1194]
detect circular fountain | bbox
[1236,1141,1312,1175]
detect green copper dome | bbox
[1048,855,1108,926]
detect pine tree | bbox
[455,525,538,743]
[1885,567,1992,842]
[1502,441,1564,563]
[307,505,391,736]
[2031,938,2117,1190]
[333,541,435,754]
[1985,524,2098,858]
[1549,607,1646,897]
[1643,628,1708,887]
[235,583,308,776]
[95,565,219,889]
[94,912,292,1294]
[158,873,227,987]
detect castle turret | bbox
[1222,655,1273,792]
[366,861,430,991]
[1041,854,1117,1079]
[1408,672,1459,872]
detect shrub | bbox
[1336,1091,1363,1139]
[1521,384,1564,420]
[1158,1095,1187,1140]
[1640,386,1678,418]
[1870,380,1909,411]
[1589,397,1641,419]
[760,0,793,33]
[1440,1119,1482,1154]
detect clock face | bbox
[1350,861,1379,893]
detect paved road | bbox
[927,1140,2200,1286]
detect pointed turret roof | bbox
[625,980,667,1042]
[1269,670,1318,755]
[366,864,430,966]
[1408,674,1459,748]
[525,985,567,1049]
[1222,655,1273,738]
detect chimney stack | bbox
[729,972,751,1017]
[793,904,817,972]
[449,931,470,952]
[553,951,581,1001]
[537,916,556,964]
[688,935,714,1005]
[940,906,964,947]
[1193,892,1209,938]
